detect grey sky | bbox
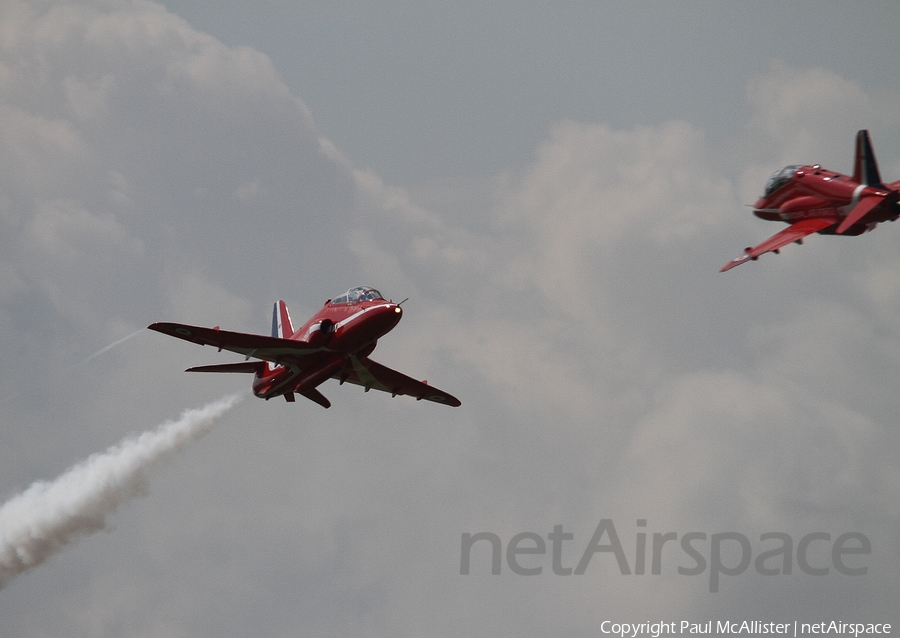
[0,1,899,635]
[158,1,900,184]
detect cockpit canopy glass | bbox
[330,286,385,304]
[763,165,801,197]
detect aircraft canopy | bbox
[763,165,802,197]
[331,286,385,304]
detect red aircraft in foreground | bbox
[721,130,900,272]
[148,286,460,408]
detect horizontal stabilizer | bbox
[298,387,331,409]
[186,361,263,374]
[836,195,883,234]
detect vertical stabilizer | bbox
[852,129,883,187]
[271,300,294,338]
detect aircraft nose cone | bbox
[752,197,774,219]
[337,303,402,347]
[374,303,402,334]
[369,303,402,333]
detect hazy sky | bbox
[1,1,899,636]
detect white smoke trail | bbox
[0,394,243,589]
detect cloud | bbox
[0,1,899,635]
[0,0,356,334]
[345,58,900,624]
[740,61,900,203]
[747,62,873,143]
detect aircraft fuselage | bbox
[721,130,900,271]
[752,165,899,235]
[251,297,403,400]
[149,285,461,408]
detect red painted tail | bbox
[271,300,295,338]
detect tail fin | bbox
[271,300,295,339]
[852,129,884,187]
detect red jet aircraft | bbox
[721,130,900,272]
[149,286,460,408]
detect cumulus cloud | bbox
[740,61,900,203]
[0,0,355,332]
[345,56,900,626]
[0,1,898,635]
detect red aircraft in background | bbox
[149,286,460,409]
[721,130,900,272]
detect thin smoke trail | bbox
[0,328,147,406]
[71,328,146,368]
[0,393,243,590]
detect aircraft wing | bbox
[148,322,322,364]
[336,355,461,407]
[720,218,834,272]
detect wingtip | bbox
[720,253,749,272]
[147,322,171,334]
[421,392,462,407]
